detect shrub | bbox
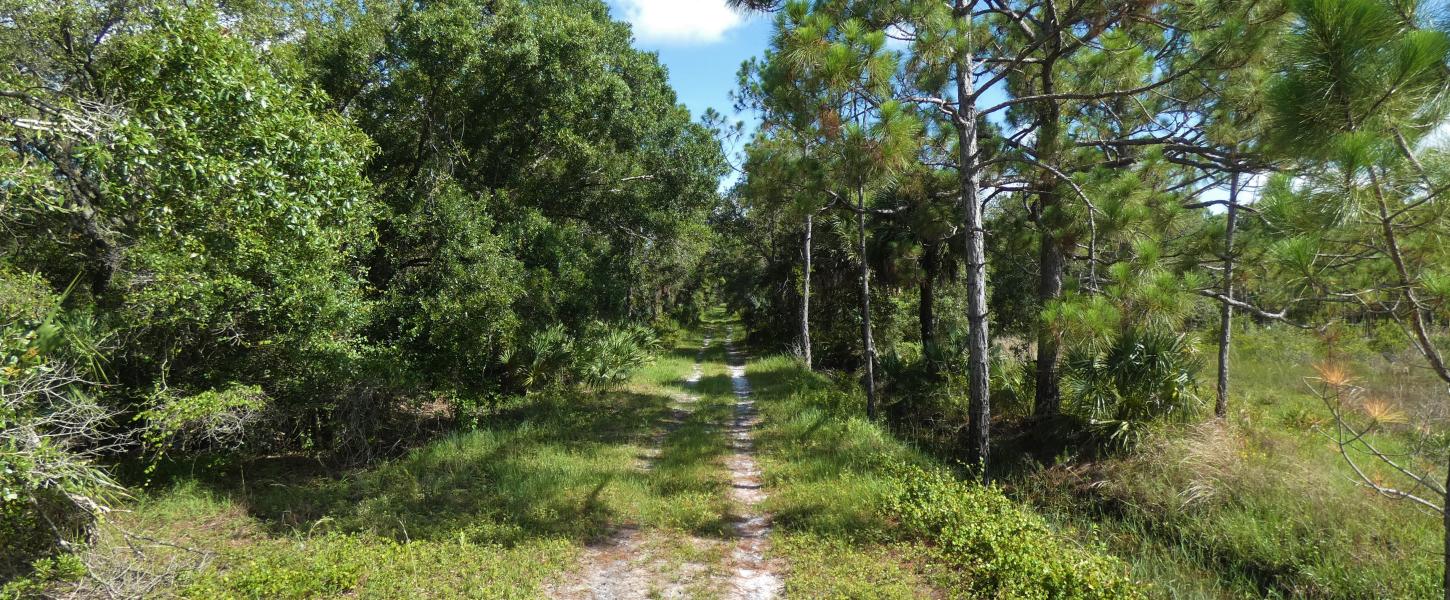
[990,346,1036,419]
[507,322,660,392]
[1064,329,1203,445]
[1,271,126,577]
[887,465,1144,599]
[137,383,268,459]
[573,322,659,390]
[515,324,574,392]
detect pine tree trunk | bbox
[1032,39,1064,420]
[1215,173,1240,419]
[1034,227,1063,418]
[955,24,991,478]
[857,188,878,420]
[801,211,813,370]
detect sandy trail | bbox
[547,331,781,599]
[722,328,782,599]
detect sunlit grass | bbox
[744,354,942,596]
[746,353,1139,598]
[87,327,741,598]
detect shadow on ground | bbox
[141,337,748,548]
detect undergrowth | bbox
[746,354,1144,599]
[1005,324,1444,599]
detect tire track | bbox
[723,328,782,599]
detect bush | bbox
[572,322,659,390]
[515,324,574,392]
[887,465,1144,600]
[137,383,268,459]
[1,271,125,578]
[508,322,660,392]
[1064,329,1203,446]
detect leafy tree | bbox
[3,0,392,564]
[2,2,377,417]
[285,0,726,393]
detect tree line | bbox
[1,0,725,575]
[719,0,1450,588]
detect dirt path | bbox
[547,331,781,599]
[722,328,783,599]
[547,337,721,600]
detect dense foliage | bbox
[4,0,1450,594]
[1,0,723,576]
[889,465,1142,599]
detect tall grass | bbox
[1009,324,1444,599]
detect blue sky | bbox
[603,1,773,120]
[604,0,775,171]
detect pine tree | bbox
[1266,0,1450,593]
[740,6,923,416]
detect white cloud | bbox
[613,0,745,44]
[883,23,914,52]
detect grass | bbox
[744,352,1142,599]
[30,314,1438,598]
[752,372,906,539]
[747,355,940,598]
[49,326,743,598]
[772,533,937,598]
[1004,324,1446,599]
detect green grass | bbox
[1007,324,1445,599]
[744,352,1143,599]
[748,355,939,598]
[48,314,1436,599]
[773,533,937,598]
[64,327,742,598]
